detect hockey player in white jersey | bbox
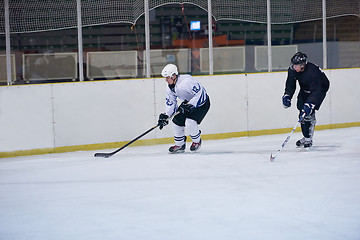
[157,64,210,153]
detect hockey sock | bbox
[301,114,316,139]
[186,118,201,143]
[173,124,186,146]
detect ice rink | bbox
[1,127,360,240]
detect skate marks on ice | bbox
[191,144,341,159]
[94,145,342,163]
[183,150,268,155]
[294,145,341,152]
[95,147,272,159]
[94,143,335,159]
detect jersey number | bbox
[192,85,200,93]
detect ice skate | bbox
[303,139,313,148]
[169,143,186,153]
[296,137,312,148]
[190,139,202,152]
[296,137,305,147]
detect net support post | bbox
[77,0,84,81]
[144,0,151,78]
[5,0,12,85]
[322,0,327,69]
[207,0,213,75]
[267,0,272,72]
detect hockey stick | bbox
[94,112,178,158]
[270,113,305,161]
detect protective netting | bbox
[213,0,360,24]
[1,0,78,33]
[0,0,359,34]
[269,0,360,24]
[148,0,207,12]
[81,0,138,26]
[212,0,267,23]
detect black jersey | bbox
[284,62,329,108]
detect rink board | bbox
[0,68,359,157]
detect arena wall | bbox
[1,68,359,157]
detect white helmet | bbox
[161,64,178,77]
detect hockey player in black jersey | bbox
[282,52,330,148]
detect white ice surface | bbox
[0,127,360,240]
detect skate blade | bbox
[304,146,313,152]
[169,150,185,154]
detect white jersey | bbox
[165,74,208,117]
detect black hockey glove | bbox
[302,102,315,117]
[158,113,169,130]
[179,101,194,114]
[282,94,291,108]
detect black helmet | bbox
[291,52,307,65]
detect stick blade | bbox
[270,153,275,162]
[94,152,112,158]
